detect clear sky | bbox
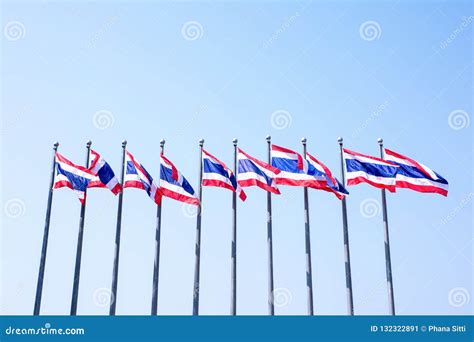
[1,0,472,316]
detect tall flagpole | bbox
[109,139,127,315]
[151,139,165,315]
[193,138,204,315]
[230,138,238,315]
[301,137,314,315]
[377,138,396,315]
[266,135,275,315]
[337,137,355,315]
[70,140,92,315]
[34,141,59,315]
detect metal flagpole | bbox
[230,138,238,315]
[377,138,396,315]
[151,139,165,315]
[266,135,275,316]
[301,137,314,315]
[70,140,92,315]
[193,138,204,315]
[109,140,127,315]
[34,141,59,315]
[337,137,355,315]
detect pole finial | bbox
[266,135,271,143]
[377,138,384,145]
[233,138,238,146]
[122,139,127,148]
[337,137,343,145]
[53,141,59,150]
[301,137,307,144]
[160,139,165,148]
[86,140,92,147]
[199,138,204,147]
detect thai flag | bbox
[202,149,247,201]
[160,154,200,206]
[305,152,349,200]
[384,148,449,196]
[271,144,327,188]
[124,151,162,205]
[88,149,122,195]
[237,148,281,194]
[53,152,95,204]
[343,148,399,192]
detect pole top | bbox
[199,138,205,146]
[86,140,92,147]
[53,141,59,150]
[160,139,165,148]
[337,136,343,145]
[232,138,238,145]
[301,137,307,144]
[122,139,127,147]
[265,135,271,143]
[377,138,384,145]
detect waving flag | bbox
[53,153,95,203]
[160,154,200,205]
[124,151,162,205]
[271,145,327,188]
[343,148,399,192]
[384,148,449,196]
[88,149,122,195]
[306,152,348,199]
[202,149,247,201]
[237,148,281,194]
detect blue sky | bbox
[1,0,472,315]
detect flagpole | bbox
[70,140,92,316]
[377,138,396,316]
[151,139,165,315]
[109,139,127,315]
[266,135,275,316]
[301,137,314,315]
[33,141,59,315]
[231,138,238,315]
[193,138,204,315]
[337,137,355,316]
